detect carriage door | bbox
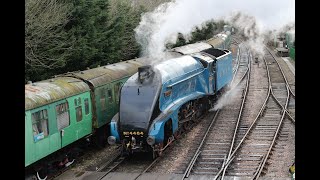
[114,82,122,112]
[56,101,72,147]
[106,85,115,121]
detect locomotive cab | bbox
[201,48,232,93]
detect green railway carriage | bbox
[286,32,295,60]
[206,31,231,49]
[289,46,295,60]
[25,76,92,167]
[25,59,146,178]
[62,59,144,130]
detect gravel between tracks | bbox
[151,117,208,173]
[68,145,119,172]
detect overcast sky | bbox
[135,0,295,57]
[223,0,295,30]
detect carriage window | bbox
[76,106,82,122]
[114,82,121,103]
[100,88,106,110]
[56,102,70,130]
[74,96,83,122]
[108,89,113,103]
[32,109,49,142]
[84,98,89,115]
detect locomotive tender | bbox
[108,34,233,157]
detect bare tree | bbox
[25,0,73,70]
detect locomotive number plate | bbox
[123,131,144,136]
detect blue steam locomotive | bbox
[108,31,233,158]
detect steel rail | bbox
[97,155,126,180]
[213,51,272,180]
[264,46,295,124]
[231,43,242,85]
[265,46,295,98]
[231,44,250,90]
[122,112,210,180]
[221,49,251,179]
[252,48,291,179]
[96,148,122,172]
[231,36,243,83]
[211,45,294,180]
[182,42,250,180]
[181,110,220,180]
[269,90,295,124]
[216,48,291,179]
[132,157,161,180]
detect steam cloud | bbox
[135,0,295,59]
[210,84,242,111]
[134,0,294,110]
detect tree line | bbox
[167,20,228,49]
[25,0,144,82]
[25,0,228,83]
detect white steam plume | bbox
[210,83,242,111]
[135,0,295,59]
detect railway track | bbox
[44,143,118,180]
[95,112,215,179]
[93,111,214,179]
[211,45,295,179]
[179,41,251,179]
[96,152,159,180]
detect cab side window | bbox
[32,109,49,142]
